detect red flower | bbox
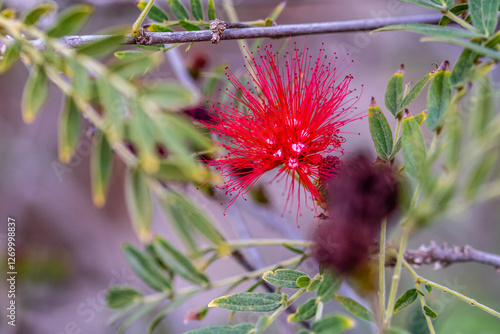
[206,42,361,222]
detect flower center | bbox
[291,142,305,153]
[288,157,299,169]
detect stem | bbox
[228,239,315,248]
[315,301,324,322]
[262,273,322,331]
[378,219,387,331]
[132,0,156,37]
[10,14,446,50]
[403,261,500,320]
[444,11,482,35]
[402,261,436,334]
[384,225,410,329]
[393,117,402,147]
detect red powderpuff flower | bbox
[205,42,362,222]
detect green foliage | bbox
[423,305,438,318]
[57,96,81,164]
[137,1,169,23]
[310,314,355,334]
[125,168,152,241]
[262,269,309,289]
[317,271,341,303]
[402,112,427,178]
[288,298,318,322]
[393,288,419,314]
[22,1,57,25]
[427,61,451,131]
[22,65,49,124]
[90,133,113,208]
[368,98,393,160]
[469,0,500,36]
[123,244,172,292]
[106,286,142,309]
[333,295,375,322]
[47,4,93,37]
[184,324,254,334]
[209,293,283,312]
[151,236,209,286]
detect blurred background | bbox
[0,0,499,333]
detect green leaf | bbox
[95,78,124,142]
[373,23,483,38]
[402,111,427,178]
[77,35,124,58]
[307,278,321,292]
[423,305,438,318]
[137,1,169,23]
[439,4,469,26]
[123,244,172,292]
[427,61,451,131]
[425,284,433,293]
[421,36,500,61]
[152,236,209,285]
[334,295,375,322]
[470,75,494,139]
[68,60,92,100]
[368,98,393,160]
[146,23,174,32]
[190,0,203,21]
[262,269,308,289]
[296,276,311,288]
[207,0,216,20]
[208,293,282,312]
[22,66,49,124]
[109,52,162,79]
[184,323,254,334]
[106,286,142,309]
[400,72,433,111]
[393,289,419,314]
[140,81,195,110]
[311,313,356,334]
[162,191,226,247]
[465,154,497,199]
[23,1,57,25]
[390,110,425,160]
[450,47,478,87]
[0,41,21,73]
[397,0,444,10]
[288,298,318,322]
[179,20,201,31]
[385,65,404,116]
[58,97,81,164]
[167,0,190,20]
[90,133,113,208]
[469,0,500,36]
[125,168,152,242]
[317,271,342,303]
[47,4,94,38]
[387,328,412,334]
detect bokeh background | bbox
[1,0,499,333]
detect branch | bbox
[401,241,500,270]
[33,13,443,49]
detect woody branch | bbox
[29,13,444,49]
[399,242,500,270]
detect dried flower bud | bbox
[327,153,398,224]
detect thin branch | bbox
[402,241,500,270]
[32,13,443,49]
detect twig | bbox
[402,241,500,270]
[30,13,443,49]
